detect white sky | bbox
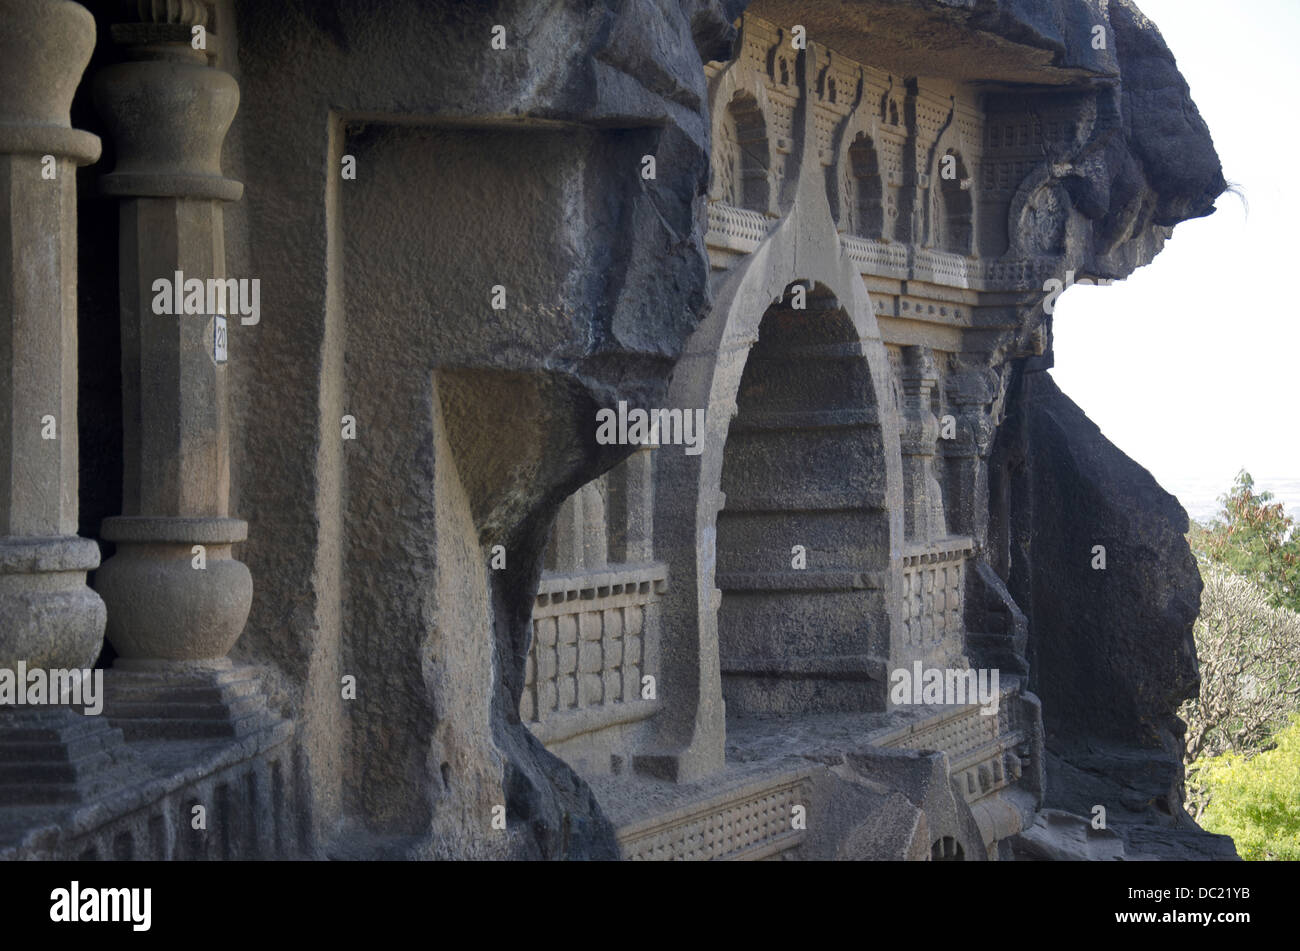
[1049,0,1300,512]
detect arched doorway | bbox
[715,283,891,715]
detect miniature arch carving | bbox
[936,148,973,255]
[711,88,772,214]
[846,132,884,239]
[829,105,884,237]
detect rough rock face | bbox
[995,372,1235,859]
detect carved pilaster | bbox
[607,447,654,564]
[900,346,947,543]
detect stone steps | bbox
[103,663,276,741]
[0,709,136,807]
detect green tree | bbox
[1190,470,1300,612]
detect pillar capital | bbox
[107,0,212,61]
[115,0,210,29]
[0,0,101,163]
[92,0,241,201]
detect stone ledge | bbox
[719,653,887,679]
[534,562,667,608]
[716,569,888,592]
[527,699,661,746]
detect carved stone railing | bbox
[0,720,297,859]
[715,205,1056,298]
[900,537,974,650]
[874,685,1024,804]
[839,236,1054,295]
[979,257,1046,291]
[523,563,666,744]
[706,201,777,252]
[618,769,813,861]
[841,234,910,278]
[912,248,974,288]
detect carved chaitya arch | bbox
[823,70,907,244]
[715,282,891,714]
[1006,164,1074,260]
[917,97,980,255]
[647,209,906,778]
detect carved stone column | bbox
[91,3,268,739]
[900,346,947,543]
[0,0,136,806]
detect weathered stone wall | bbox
[216,0,747,858]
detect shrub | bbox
[1189,715,1300,860]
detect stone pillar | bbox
[551,491,584,572]
[91,4,268,739]
[0,0,135,806]
[578,479,608,571]
[900,346,947,543]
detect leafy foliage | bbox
[1189,715,1300,861]
[1190,470,1300,612]
[1181,471,1300,858]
